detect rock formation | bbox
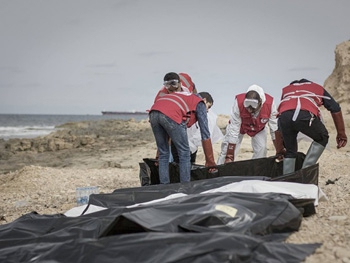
[324,40,350,113]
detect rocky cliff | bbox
[324,40,350,113]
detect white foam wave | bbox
[0,126,56,140]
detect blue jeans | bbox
[149,111,191,184]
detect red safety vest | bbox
[278,82,325,118]
[150,92,203,127]
[179,73,195,93]
[237,93,273,137]
[154,87,169,103]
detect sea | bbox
[0,113,149,140]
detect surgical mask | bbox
[243,99,259,109]
[163,79,179,89]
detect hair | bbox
[290,78,311,85]
[198,91,213,104]
[163,72,180,81]
[245,90,260,101]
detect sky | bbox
[1,0,349,115]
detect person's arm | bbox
[222,98,241,163]
[268,98,285,159]
[196,102,210,140]
[323,89,347,148]
[207,110,224,143]
[225,98,241,144]
[268,99,279,140]
[187,124,200,154]
[196,102,216,167]
[322,89,341,113]
[192,83,198,94]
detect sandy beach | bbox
[0,111,349,262]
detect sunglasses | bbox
[163,79,179,88]
[243,99,259,109]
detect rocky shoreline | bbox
[0,118,155,174]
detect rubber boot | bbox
[302,141,325,169]
[283,158,296,175]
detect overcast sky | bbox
[1,0,349,115]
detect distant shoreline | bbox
[101,111,148,115]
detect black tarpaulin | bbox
[99,191,303,237]
[0,232,321,263]
[0,209,125,250]
[141,152,319,186]
[0,190,319,262]
[0,154,322,262]
[90,176,267,207]
[89,176,316,218]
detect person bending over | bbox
[149,72,216,184]
[278,78,347,174]
[217,84,284,164]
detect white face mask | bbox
[243,99,259,109]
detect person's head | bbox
[163,72,180,92]
[244,90,262,114]
[199,92,213,112]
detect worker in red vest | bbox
[153,72,199,164]
[218,84,284,164]
[278,78,347,174]
[149,72,216,184]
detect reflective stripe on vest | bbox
[280,89,330,121]
[156,94,191,124]
[180,74,191,89]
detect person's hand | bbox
[275,154,284,162]
[336,133,347,149]
[154,150,159,166]
[275,148,286,162]
[273,130,286,162]
[331,111,347,149]
[205,160,217,173]
[208,167,218,174]
[224,156,234,164]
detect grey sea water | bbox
[0,113,148,140]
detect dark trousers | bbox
[278,110,329,158]
[171,140,197,164]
